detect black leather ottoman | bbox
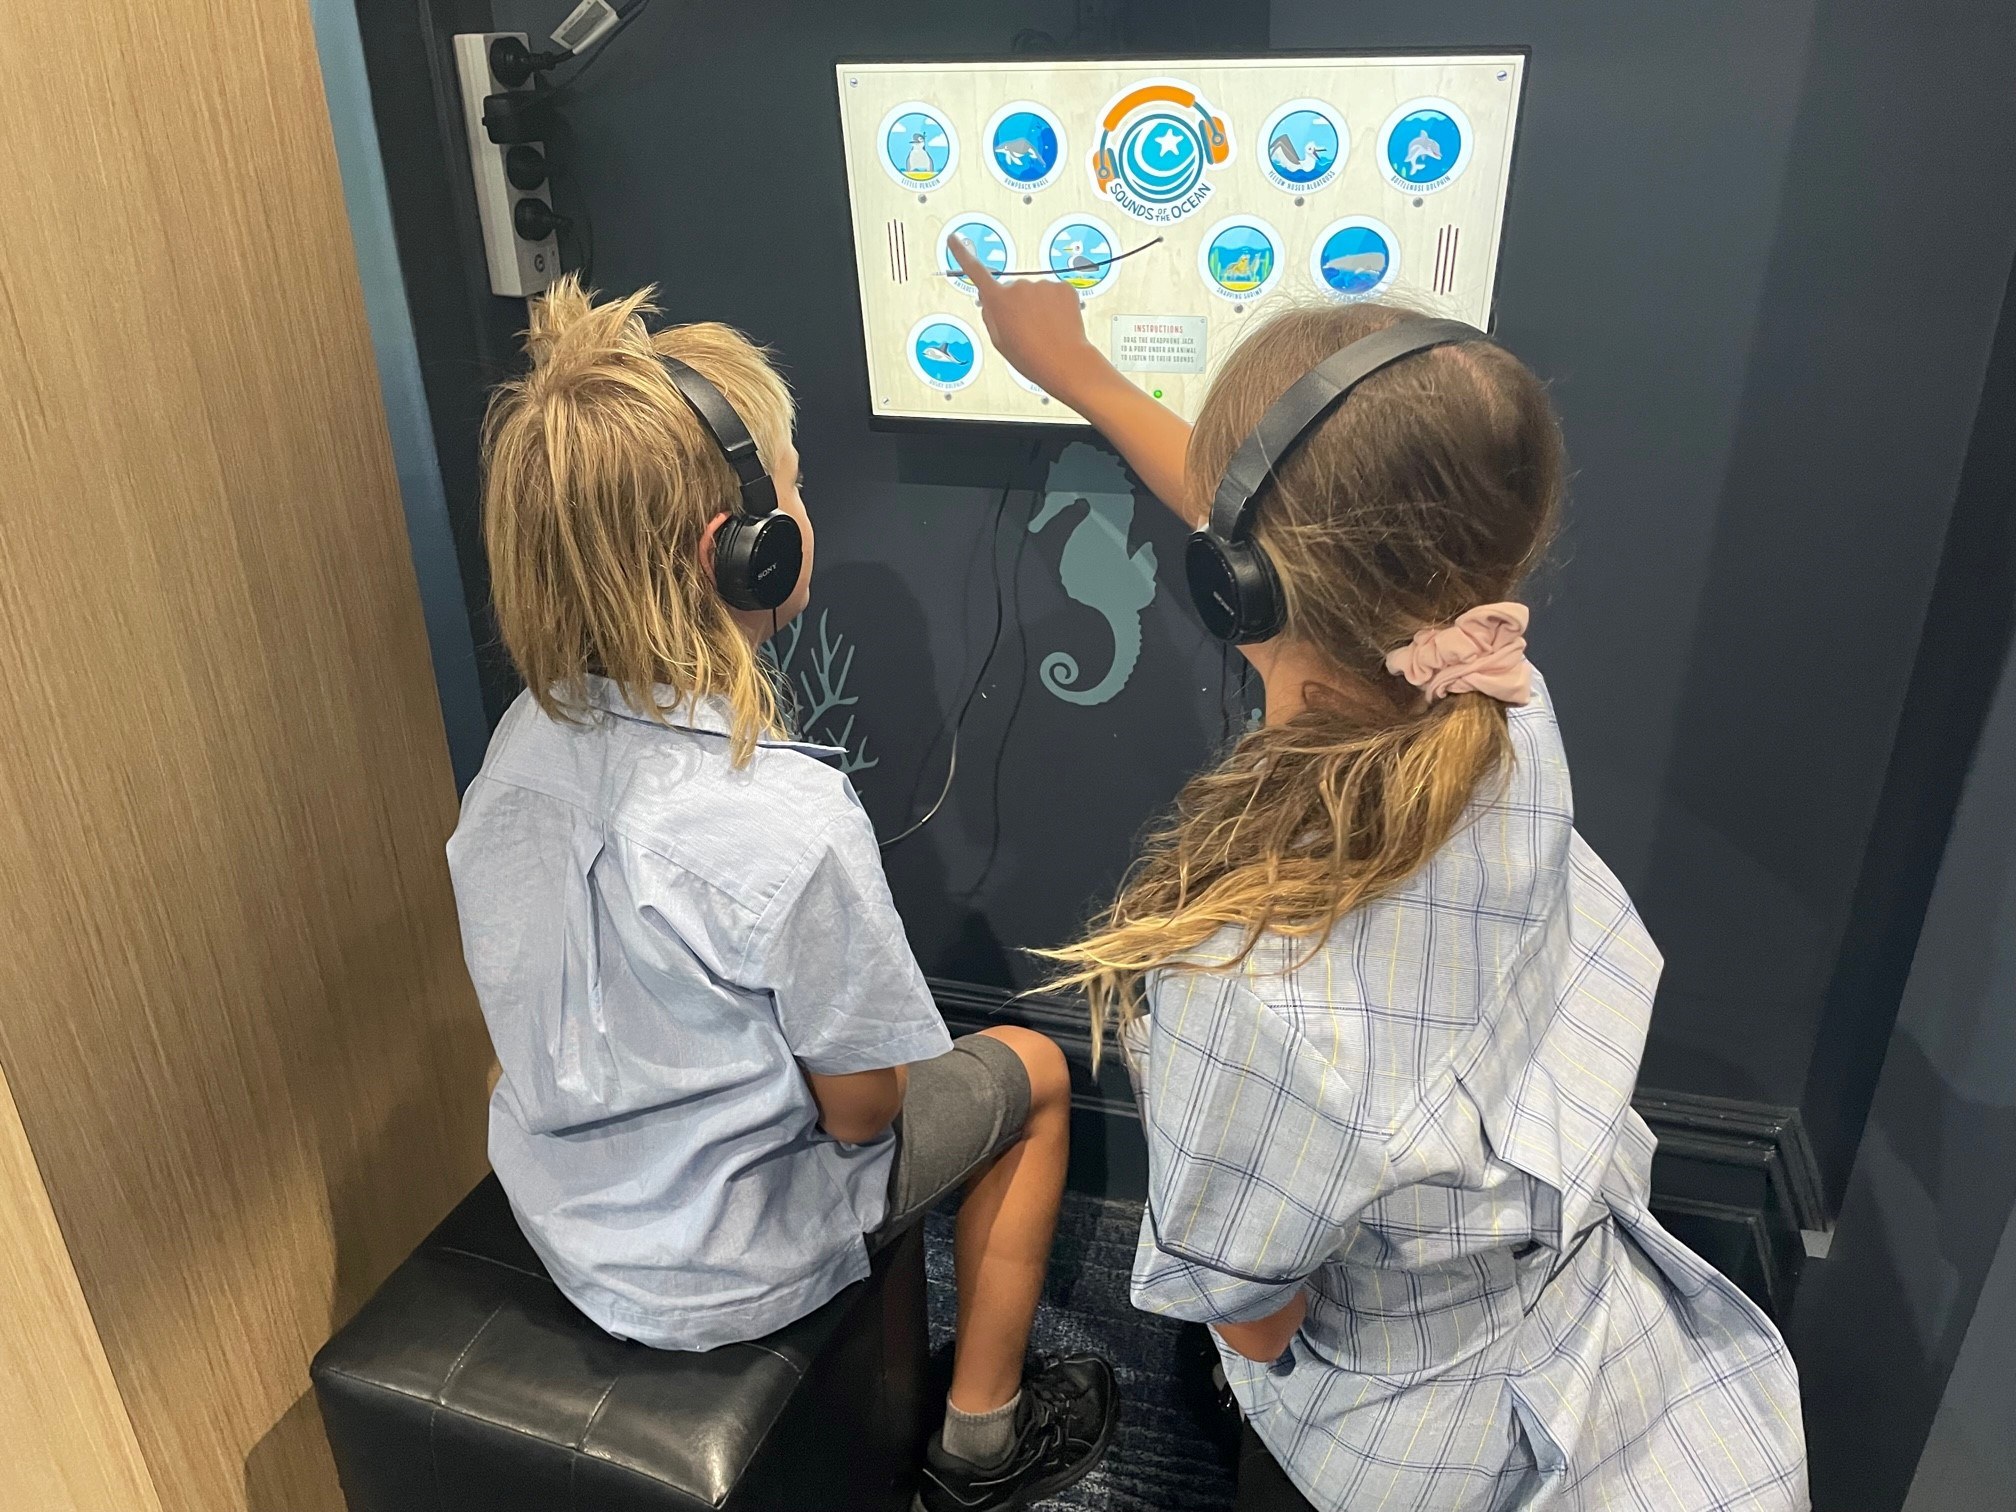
[311,1175,931,1512]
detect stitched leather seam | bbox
[429,1301,504,1509]
[331,1370,780,1499]
[570,1372,625,1512]
[433,1245,554,1284]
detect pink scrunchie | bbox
[1384,603,1533,706]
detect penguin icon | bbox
[905,133,934,179]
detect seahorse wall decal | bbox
[1027,441,1159,706]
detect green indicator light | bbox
[1152,388,1164,399]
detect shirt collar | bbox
[579,676,847,764]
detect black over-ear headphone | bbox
[1184,317,1489,644]
[659,355,803,612]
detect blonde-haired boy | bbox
[447,278,1115,1511]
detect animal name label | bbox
[1111,315,1207,374]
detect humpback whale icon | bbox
[1028,443,1158,707]
[1401,129,1442,176]
[995,136,1044,167]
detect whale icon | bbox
[995,136,1044,167]
[1324,250,1387,276]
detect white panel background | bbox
[836,54,1525,425]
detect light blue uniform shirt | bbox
[1126,673,1807,1511]
[446,678,952,1351]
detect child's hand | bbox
[949,236,1109,407]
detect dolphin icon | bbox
[1402,129,1442,175]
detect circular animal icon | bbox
[1376,97,1472,194]
[1310,217,1399,300]
[1197,216,1284,303]
[984,101,1066,192]
[937,215,1014,298]
[1042,216,1120,297]
[907,314,981,391]
[1258,99,1346,194]
[1089,79,1233,223]
[878,102,958,193]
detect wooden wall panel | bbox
[0,0,493,1508]
[0,1059,166,1512]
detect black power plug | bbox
[488,35,571,88]
[482,90,555,145]
[513,198,569,242]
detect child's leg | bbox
[946,1025,1072,1412]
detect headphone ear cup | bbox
[714,512,803,612]
[1185,530,1284,644]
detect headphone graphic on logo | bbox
[1092,83,1230,202]
[659,356,802,613]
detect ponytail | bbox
[1041,690,1512,1068]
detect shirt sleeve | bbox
[741,798,953,1075]
[1131,970,1386,1325]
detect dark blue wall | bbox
[1273,1,2016,1160]
[429,0,2012,1196]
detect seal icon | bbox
[1310,217,1399,300]
[1197,216,1285,304]
[1088,79,1233,224]
[1376,97,1472,195]
[1258,99,1346,194]
[878,102,958,194]
[984,101,1066,193]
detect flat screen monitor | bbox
[835,53,1526,426]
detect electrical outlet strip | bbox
[453,32,560,298]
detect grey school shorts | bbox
[874,1032,1033,1238]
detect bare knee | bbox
[978,1025,1071,1119]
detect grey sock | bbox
[940,1392,1021,1469]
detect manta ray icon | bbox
[1028,443,1157,707]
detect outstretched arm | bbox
[949,237,1198,524]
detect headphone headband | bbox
[655,352,799,612]
[1207,317,1487,545]
[660,355,778,517]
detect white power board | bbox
[835,54,1525,425]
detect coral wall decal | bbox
[767,611,879,773]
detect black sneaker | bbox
[916,1353,1119,1512]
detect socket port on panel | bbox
[506,145,549,191]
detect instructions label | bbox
[1111,314,1207,374]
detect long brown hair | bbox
[480,276,794,761]
[1042,302,1564,1063]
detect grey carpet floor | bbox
[924,1191,1239,1511]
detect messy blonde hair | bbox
[1043,302,1564,1063]
[481,275,795,762]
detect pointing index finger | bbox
[947,235,1001,290]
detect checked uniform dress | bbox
[1125,673,1809,1512]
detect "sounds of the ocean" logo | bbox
[1088,79,1233,225]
